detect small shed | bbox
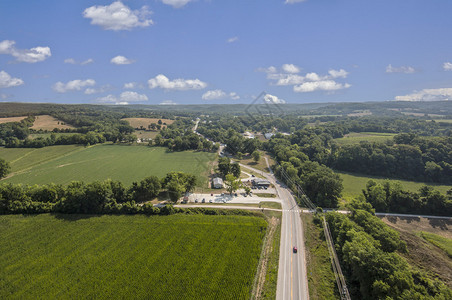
[213,177,224,189]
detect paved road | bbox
[239,163,309,300]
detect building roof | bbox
[213,177,224,185]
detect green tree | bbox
[251,150,260,162]
[0,158,10,179]
[166,179,184,202]
[225,174,242,195]
[230,162,241,178]
[131,176,161,202]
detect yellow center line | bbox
[290,211,293,300]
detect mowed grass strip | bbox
[1,145,216,186]
[334,132,396,145]
[419,231,452,258]
[0,214,267,300]
[338,171,451,198]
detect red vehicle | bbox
[293,246,298,253]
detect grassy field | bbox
[0,214,266,299]
[0,116,27,124]
[302,214,337,299]
[1,144,216,186]
[31,115,74,130]
[339,171,451,198]
[419,231,452,258]
[334,132,396,145]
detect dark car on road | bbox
[293,246,298,253]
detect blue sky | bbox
[1,0,452,105]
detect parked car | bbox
[202,198,205,203]
[252,174,255,177]
[195,199,198,203]
[209,200,213,203]
[293,246,298,253]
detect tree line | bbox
[0,172,196,215]
[362,180,452,216]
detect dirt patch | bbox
[121,118,174,130]
[380,216,452,239]
[380,216,452,287]
[252,216,279,299]
[31,115,75,130]
[0,116,27,124]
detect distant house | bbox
[251,178,271,188]
[213,177,224,189]
[264,133,274,139]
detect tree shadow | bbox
[51,213,102,221]
[428,218,452,230]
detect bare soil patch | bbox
[380,216,452,287]
[31,115,75,130]
[0,116,27,124]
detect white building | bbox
[213,177,224,189]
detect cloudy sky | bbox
[1,0,452,105]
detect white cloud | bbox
[64,58,94,65]
[263,94,285,104]
[120,91,148,102]
[64,58,76,64]
[443,62,452,71]
[202,89,240,100]
[285,0,307,3]
[257,66,277,73]
[124,82,136,89]
[83,1,153,31]
[53,79,96,93]
[261,64,351,94]
[111,55,134,65]
[161,0,193,8]
[160,100,177,105]
[229,92,240,100]
[96,91,148,104]
[227,36,238,43]
[294,80,351,93]
[275,74,305,86]
[395,88,452,101]
[386,64,416,74]
[1,93,13,100]
[0,40,51,63]
[328,69,349,78]
[282,64,300,74]
[84,85,111,95]
[148,74,207,90]
[0,70,24,88]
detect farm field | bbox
[0,144,216,186]
[334,132,396,145]
[30,115,74,130]
[0,214,266,299]
[338,171,451,197]
[0,116,27,124]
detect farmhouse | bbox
[213,177,224,189]
[251,178,271,188]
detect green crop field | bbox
[334,132,396,145]
[0,144,216,186]
[0,214,266,299]
[339,171,451,198]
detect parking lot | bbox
[187,191,281,205]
